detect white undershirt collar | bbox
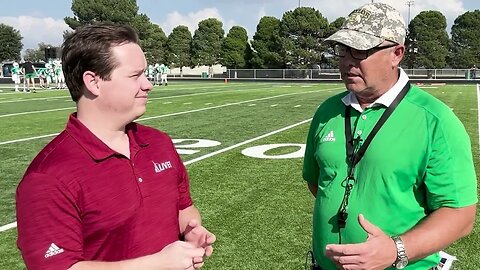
[341,68,410,112]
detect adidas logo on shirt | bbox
[44,243,64,258]
[322,131,336,142]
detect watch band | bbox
[391,236,409,269]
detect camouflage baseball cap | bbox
[324,2,406,50]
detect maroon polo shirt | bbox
[16,113,193,270]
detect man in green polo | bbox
[303,3,477,270]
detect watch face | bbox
[396,260,408,269]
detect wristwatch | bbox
[391,236,409,269]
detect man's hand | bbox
[324,214,397,270]
[141,241,206,270]
[184,219,216,259]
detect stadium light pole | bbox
[406,0,414,26]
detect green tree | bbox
[0,24,23,62]
[326,17,345,37]
[166,25,192,75]
[448,10,480,68]
[64,0,167,64]
[323,17,345,69]
[280,7,329,69]
[23,43,57,62]
[250,16,283,68]
[221,26,250,68]
[191,18,224,67]
[131,14,167,64]
[65,0,139,29]
[406,11,449,70]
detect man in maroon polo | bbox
[16,23,215,270]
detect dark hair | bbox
[61,23,140,102]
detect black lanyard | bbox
[336,82,411,240]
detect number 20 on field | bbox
[173,139,305,159]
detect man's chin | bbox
[344,83,364,92]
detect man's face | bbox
[96,42,153,123]
[338,42,400,96]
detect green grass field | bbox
[0,81,478,269]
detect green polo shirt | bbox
[303,84,477,270]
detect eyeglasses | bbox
[332,43,398,60]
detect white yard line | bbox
[148,89,244,101]
[0,118,312,232]
[0,88,335,145]
[130,87,341,123]
[0,88,273,118]
[0,222,17,232]
[0,107,75,118]
[0,133,60,146]
[184,118,311,165]
[477,84,480,150]
[0,96,69,104]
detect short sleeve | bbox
[16,172,84,270]
[424,114,478,210]
[173,147,193,210]
[303,113,322,185]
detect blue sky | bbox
[0,0,478,52]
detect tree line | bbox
[0,0,479,70]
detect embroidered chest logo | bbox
[322,131,336,142]
[153,161,172,173]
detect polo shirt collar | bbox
[66,113,149,161]
[341,68,410,112]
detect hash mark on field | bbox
[163,101,172,104]
[282,85,292,88]
[301,85,312,88]
[183,102,192,105]
[294,105,302,108]
[248,104,256,107]
[271,104,278,107]
[205,103,213,105]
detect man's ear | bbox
[83,71,101,97]
[392,45,405,67]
